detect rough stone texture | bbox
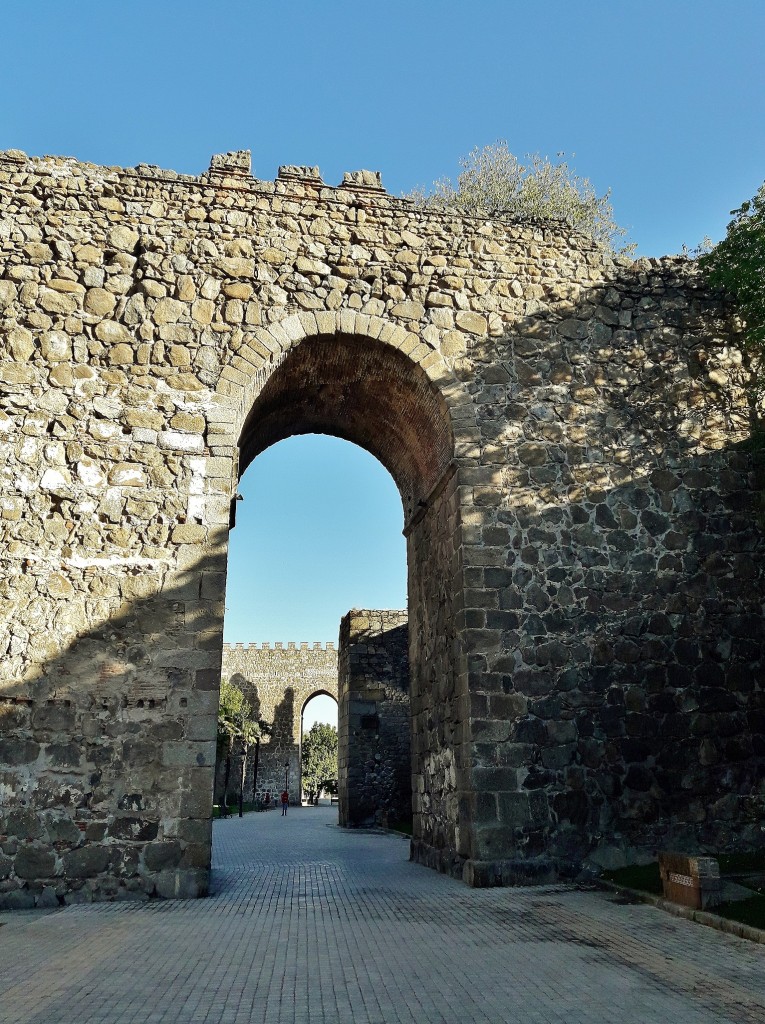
[0,147,763,905]
[338,610,410,827]
[218,641,337,805]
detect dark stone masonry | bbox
[0,147,763,906]
[338,609,410,828]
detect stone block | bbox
[122,740,159,768]
[176,818,213,845]
[497,792,531,828]
[144,841,182,871]
[0,738,40,765]
[14,845,56,879]
[63,845,110,878]
[0,889,36,910]
[471,767,519,792]
[179,843,211,869]
[108,817,160,842]
[473,825,521,860]
[46,742,82,769]
[153,867,209,899]
[471,719,513,743]
[162,741,216,768]
[179,786,214,819]
[6,808,43,840]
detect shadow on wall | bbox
[269,686,296,799]
[455,258,765,873]
[273,686,296,745]
[213,671,263,806]
[0,546,228,908]
[228,672,263,723]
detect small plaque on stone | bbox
[658,852,721,910]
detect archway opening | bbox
[300,692,339,805]
[222,330,464,860]
[225,435,406,643]
[238,333,453,520]
[221,432,405,812]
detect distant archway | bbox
[219,643,338,807]
[301,691,338,731]
[300,691,339,805]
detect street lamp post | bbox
[284,761,289,806]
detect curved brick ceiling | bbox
[238,334,454,523]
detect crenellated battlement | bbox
[224,641,335,652]
[221,642,338,707]
[0,148,394,208]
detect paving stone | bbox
[0,807,762,1024]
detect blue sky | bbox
[4,1,764,255]
[226,437,405,644]
[3,2,764,677]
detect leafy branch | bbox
[406,141,635,255]
[700,181,765,399]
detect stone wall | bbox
[218,642,337,806]
[0,146,763,906]
[337,610,410,827]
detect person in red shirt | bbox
[280,790,289,816]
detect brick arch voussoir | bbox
[299,687,339,717]
[215,309,476,447]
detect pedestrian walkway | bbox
[2,806,763,1023]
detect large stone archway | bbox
[1,148,764,907]
[222,317,469,866]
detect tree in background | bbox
[700,181,765,399]
[217,678,270,814]
[407,141,634,255]
[301,723,338,805]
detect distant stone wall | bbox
[338,610,410,826]
[219,642,337,805]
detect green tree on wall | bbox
[700,181,765,400]
[217,678,270,814]
[301,722,338,805]
[406,141,634,254]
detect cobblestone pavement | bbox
[1,806,763,1024]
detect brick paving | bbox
[1,806,763,1024]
